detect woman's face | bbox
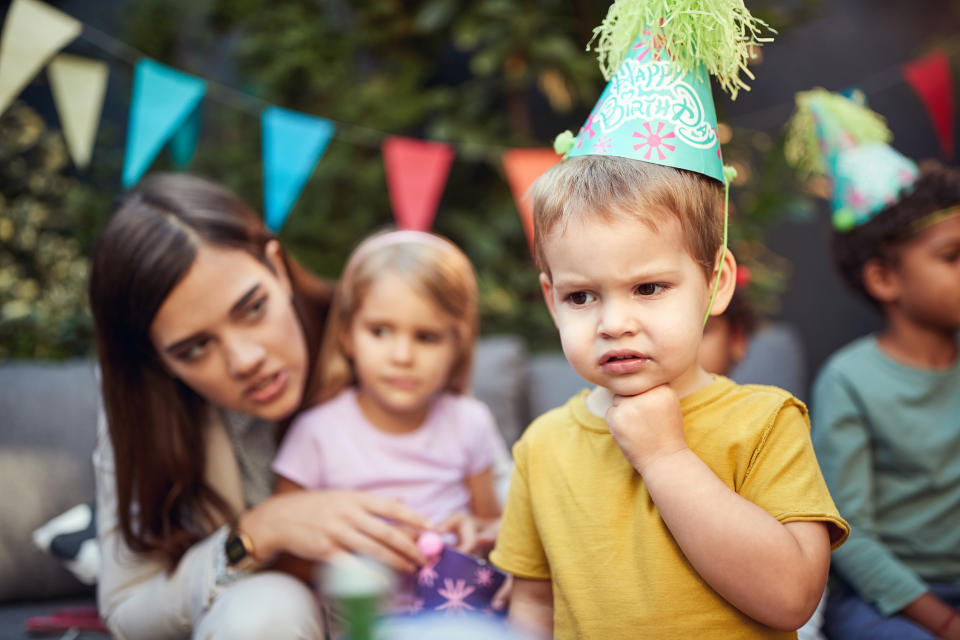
[149,241,309,421]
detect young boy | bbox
[489,5,847,636]
[790,90,960,639]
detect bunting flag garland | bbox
[46,54,108,169]
[169,105,201,168]
[382,136,454,231]
[0,0,81,115]
[122,59,206,187]
[501,148,561,253]
[261,106,335,233]
[902,49,956,160]
[1,1,957,238]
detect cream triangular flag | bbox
[47,54,108,168]
[0,0,82,115]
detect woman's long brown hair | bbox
[89,174,332,569]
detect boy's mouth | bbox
[598,350,649,374]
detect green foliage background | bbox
[1,0,820,359]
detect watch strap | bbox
[225,526,261,571]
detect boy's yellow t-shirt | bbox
[490,376,849,640]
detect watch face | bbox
[225,535,248,565]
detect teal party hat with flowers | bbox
[785,88,919,231]
[554,0,774,184]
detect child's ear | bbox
[862,258,900,304]
[264,240,293,295]
[706,248,737,317]
[539,272,559,326]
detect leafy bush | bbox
[0,103,109,359]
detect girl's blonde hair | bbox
[314,229,479,404]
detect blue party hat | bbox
[785,89,919,231]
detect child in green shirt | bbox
[788,89,960,640]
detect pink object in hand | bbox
[417,532,444,559]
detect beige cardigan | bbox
[94,408,248,640]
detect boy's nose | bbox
[225,335,267,378]
[597,299,640,338]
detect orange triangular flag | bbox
[501,148,561,254]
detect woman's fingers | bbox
[332,522,419,573]
[360,492,434,532]
[345,507,427,567]
[262,490,435,572]
[439,514,477,553]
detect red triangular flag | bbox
[382,136,454,231]
[501,148,561,254]
[903,49,956,160]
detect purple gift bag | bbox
[411,546,507,617]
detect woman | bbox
[89,174,435,639]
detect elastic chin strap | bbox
[902,204,960,238]
[704,167,735,326]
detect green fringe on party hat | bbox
[555,0,774,184]
[784,89,919,231]
[589,0,773,97]
[785,89,892,178]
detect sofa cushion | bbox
[0,360,99,602]
[526,353,589,422]
[471,335,529,446]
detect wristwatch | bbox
[224,527,261,572]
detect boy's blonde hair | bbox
[532,155,724,280]
[315,229,479,404]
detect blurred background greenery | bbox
[0,0,824,359]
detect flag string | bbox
[66,11,960,151]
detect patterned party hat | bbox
[554,0,773,184]
[785,88,919,231]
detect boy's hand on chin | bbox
[606,385,689,474]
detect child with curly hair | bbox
[787,89,960,640]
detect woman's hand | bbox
[238,490,433,573]
[438,513,501,554]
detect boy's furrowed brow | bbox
[553,268,679,289]
[550,273,593,291]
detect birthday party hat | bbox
[554,0,773,184]
[785,88,919,231]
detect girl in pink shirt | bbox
[273,230,507,562]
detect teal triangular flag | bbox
[261,106,335,232]
[122,59,206,187]
[169,104,201,168]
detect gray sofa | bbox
[0,327,805,638]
